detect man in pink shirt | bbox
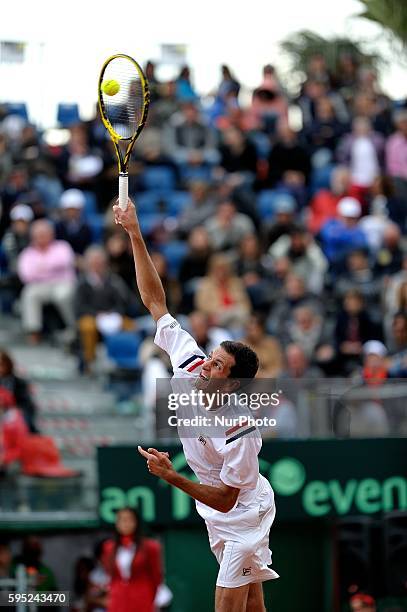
[386,109,407,201]
[17,219,76,343]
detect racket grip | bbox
[119,173,128,210]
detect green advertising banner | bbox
[97,438,407,525]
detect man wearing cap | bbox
[319,196,368,264]
[55,189,92,257]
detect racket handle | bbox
[119,173,128,210]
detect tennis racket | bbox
[98,53,150,209]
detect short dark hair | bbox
[221,341,259,381]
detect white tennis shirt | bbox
[154,313,269,524]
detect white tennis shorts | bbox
[205,480,280,588]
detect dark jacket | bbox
[74,273,130,318]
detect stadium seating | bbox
[142,166,176,192]
[103,331,142,370]
[57,103,80,127]
[5,102,28,121]
[160,241,189,276]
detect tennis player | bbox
[113,199,279,612]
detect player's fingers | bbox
[147,447,162,457]
[138,445,154,460]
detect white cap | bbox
[363,340,387,357]
[10,204,34,222]
[60,189,85,209]
[337,197,361,218]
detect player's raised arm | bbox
[113,199,168,321]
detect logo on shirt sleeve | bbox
[178,354,206,372]
[225,419,256,444]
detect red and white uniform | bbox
[155,313,279,587]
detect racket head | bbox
[98,54,150,144]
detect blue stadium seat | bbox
[134,192,162,215]
[142,166,176,192]
[87,214,104,243]
[138,213,165,235]
[5,102,28,121]
[179,164,212,183]
[104,331,142,369]
[82,191,98,219]
[57,103,80,127]
[160,241,188,277]
[310,164,334,193]
[257,190,294,220]
[166,191,191,217]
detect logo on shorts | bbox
[198,435,207,446]
[242,567,252,576]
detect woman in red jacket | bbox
[102,507,162,612]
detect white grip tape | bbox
[119,174,128,210]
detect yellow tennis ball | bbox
[102,79,120,96]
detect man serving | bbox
[114,200,279,612]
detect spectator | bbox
[385,108,407,201]
[241,313,283,377]
[297,78,349,127]
[266,121,311,190]
[251,64,288,131]
[0,386,28,470]
[72,556,95,612]
[150,252,181,314]
[187,311,233,355]
[55,189,92,257]
[1,204,33,302]
[175,65,198,102]
[303,96,346,155]
[56,124,103,191]
[337,117,385,202]
[269,225,328,293]
[282,305,333,362]
[179,227,212,312]
[335,289,379,374]
[163,102,219,166]
[372,223,403,277]
[218,126,258,175]
[335,249,383,320]
[105,231,136,291]
[268,273,322,336]
[195,253,251,329]
[319,197,368,265]
[17,219,76,344]
[264,193,297,248]
[205,200,255,251]
[209,65,241,126]
[236,234,272,310]
[12,536,57,592]
[281,343,324,380]
[74,246,134,372]
[387,312,407,377]
[101,507,162,612]
[0,166,31,239]
[308,166,352,234]
[177,180,216,236]
[368,175,407,232]
[86,539,110,612]
[144,61,161,103]
[0,349,38,433]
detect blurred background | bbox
[0,0,406,610]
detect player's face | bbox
[195,347,236,391]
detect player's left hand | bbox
[138,446,174,480]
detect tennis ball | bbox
[102,79,120,96]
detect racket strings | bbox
[101,57,144,140]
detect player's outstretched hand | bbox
[138,446,174,480]
[113,198,139,234]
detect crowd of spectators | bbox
[0,58,406,414]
